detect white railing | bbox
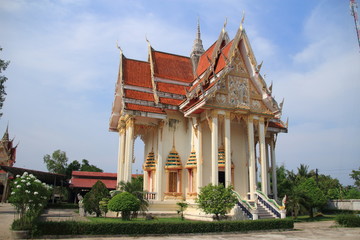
[144,192,157,200]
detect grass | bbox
[287,214,337,222]
[87,217,199,223]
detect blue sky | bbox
[0,0,359,185]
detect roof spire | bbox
[190,18,205,74]
[2,124,9,141]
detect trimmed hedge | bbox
[335,214,360,227]
[35,219,293,236]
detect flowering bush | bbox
[9,172,52,230]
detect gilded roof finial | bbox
[222,17,228,33]
[240,11,245,31]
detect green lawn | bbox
[87,217,200,223]
[287,214,337,222]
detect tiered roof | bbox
[109,21,287,132]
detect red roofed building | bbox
[109,19,288,220]
[69,171,142,200]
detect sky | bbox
[0,0,359,186]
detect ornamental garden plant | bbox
[8,172,52,230]
[196,183,237,221]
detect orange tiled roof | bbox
[125,103,165,114]
[215,40,233,73]
[196,42,216,77]
[268,121,287,129]
[124,89,154,102]
[159,97,183,106]
[153,51,194,83]
[123,59,152,88]
[157,82,187,95]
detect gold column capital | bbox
[210,110,218,119]
[225,111,231,120]
[117,120,126,134]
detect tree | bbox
[196,184,237,221]
[350,167,360,188]
[0,47,10,118]
[176,201,188,220]
[43,150,68,175]
[65,160,81,178]
[83,181,109,217]
[80,159,103,172]
[108,192,140,220]
[295,178,327,218]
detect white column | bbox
[211,113,218,185]
[123,127,129,182]
[224,113,231,187]
[116,125,126,188]
[125,118,135,183]
[270,137,278,200]
[247,117,256,200]
[196,120,203,192]
[259,119,268,196]
[143,171,149,191]
[266,142,271,195]
[156,124,164,200]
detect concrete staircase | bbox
[257,204,275,219]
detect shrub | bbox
[83,181,109,217]
[108,192,140,220]
[99,198,110,217]
[196,184,237,220]
[34,219,294,236]
[336,214,360,227]
[8,172,52,230]
[176,201,188,220]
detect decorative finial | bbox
[256,60,263,73]
[116,40,123,54]
[145,35,151,47]
[269,81,273,94]
[240,11,245,31]
[279,98,285,111]
[222,17,227,33]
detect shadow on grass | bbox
[288,214,336,223]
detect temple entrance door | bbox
[218,171,225,186]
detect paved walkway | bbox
[1,203,359,240]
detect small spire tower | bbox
[190,20,205,74]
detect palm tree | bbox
[297,164,310,178]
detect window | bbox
[168,172,177,192]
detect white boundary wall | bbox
[327,199,360,211]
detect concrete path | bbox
[0,203,16,240]
[1,204,360,240]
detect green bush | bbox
[336,214,360,227]
[35,219,294,236]
[108,192,140,220]
[83,181,109,217]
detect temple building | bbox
[109,20,287,219]
[0,126,18,202]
